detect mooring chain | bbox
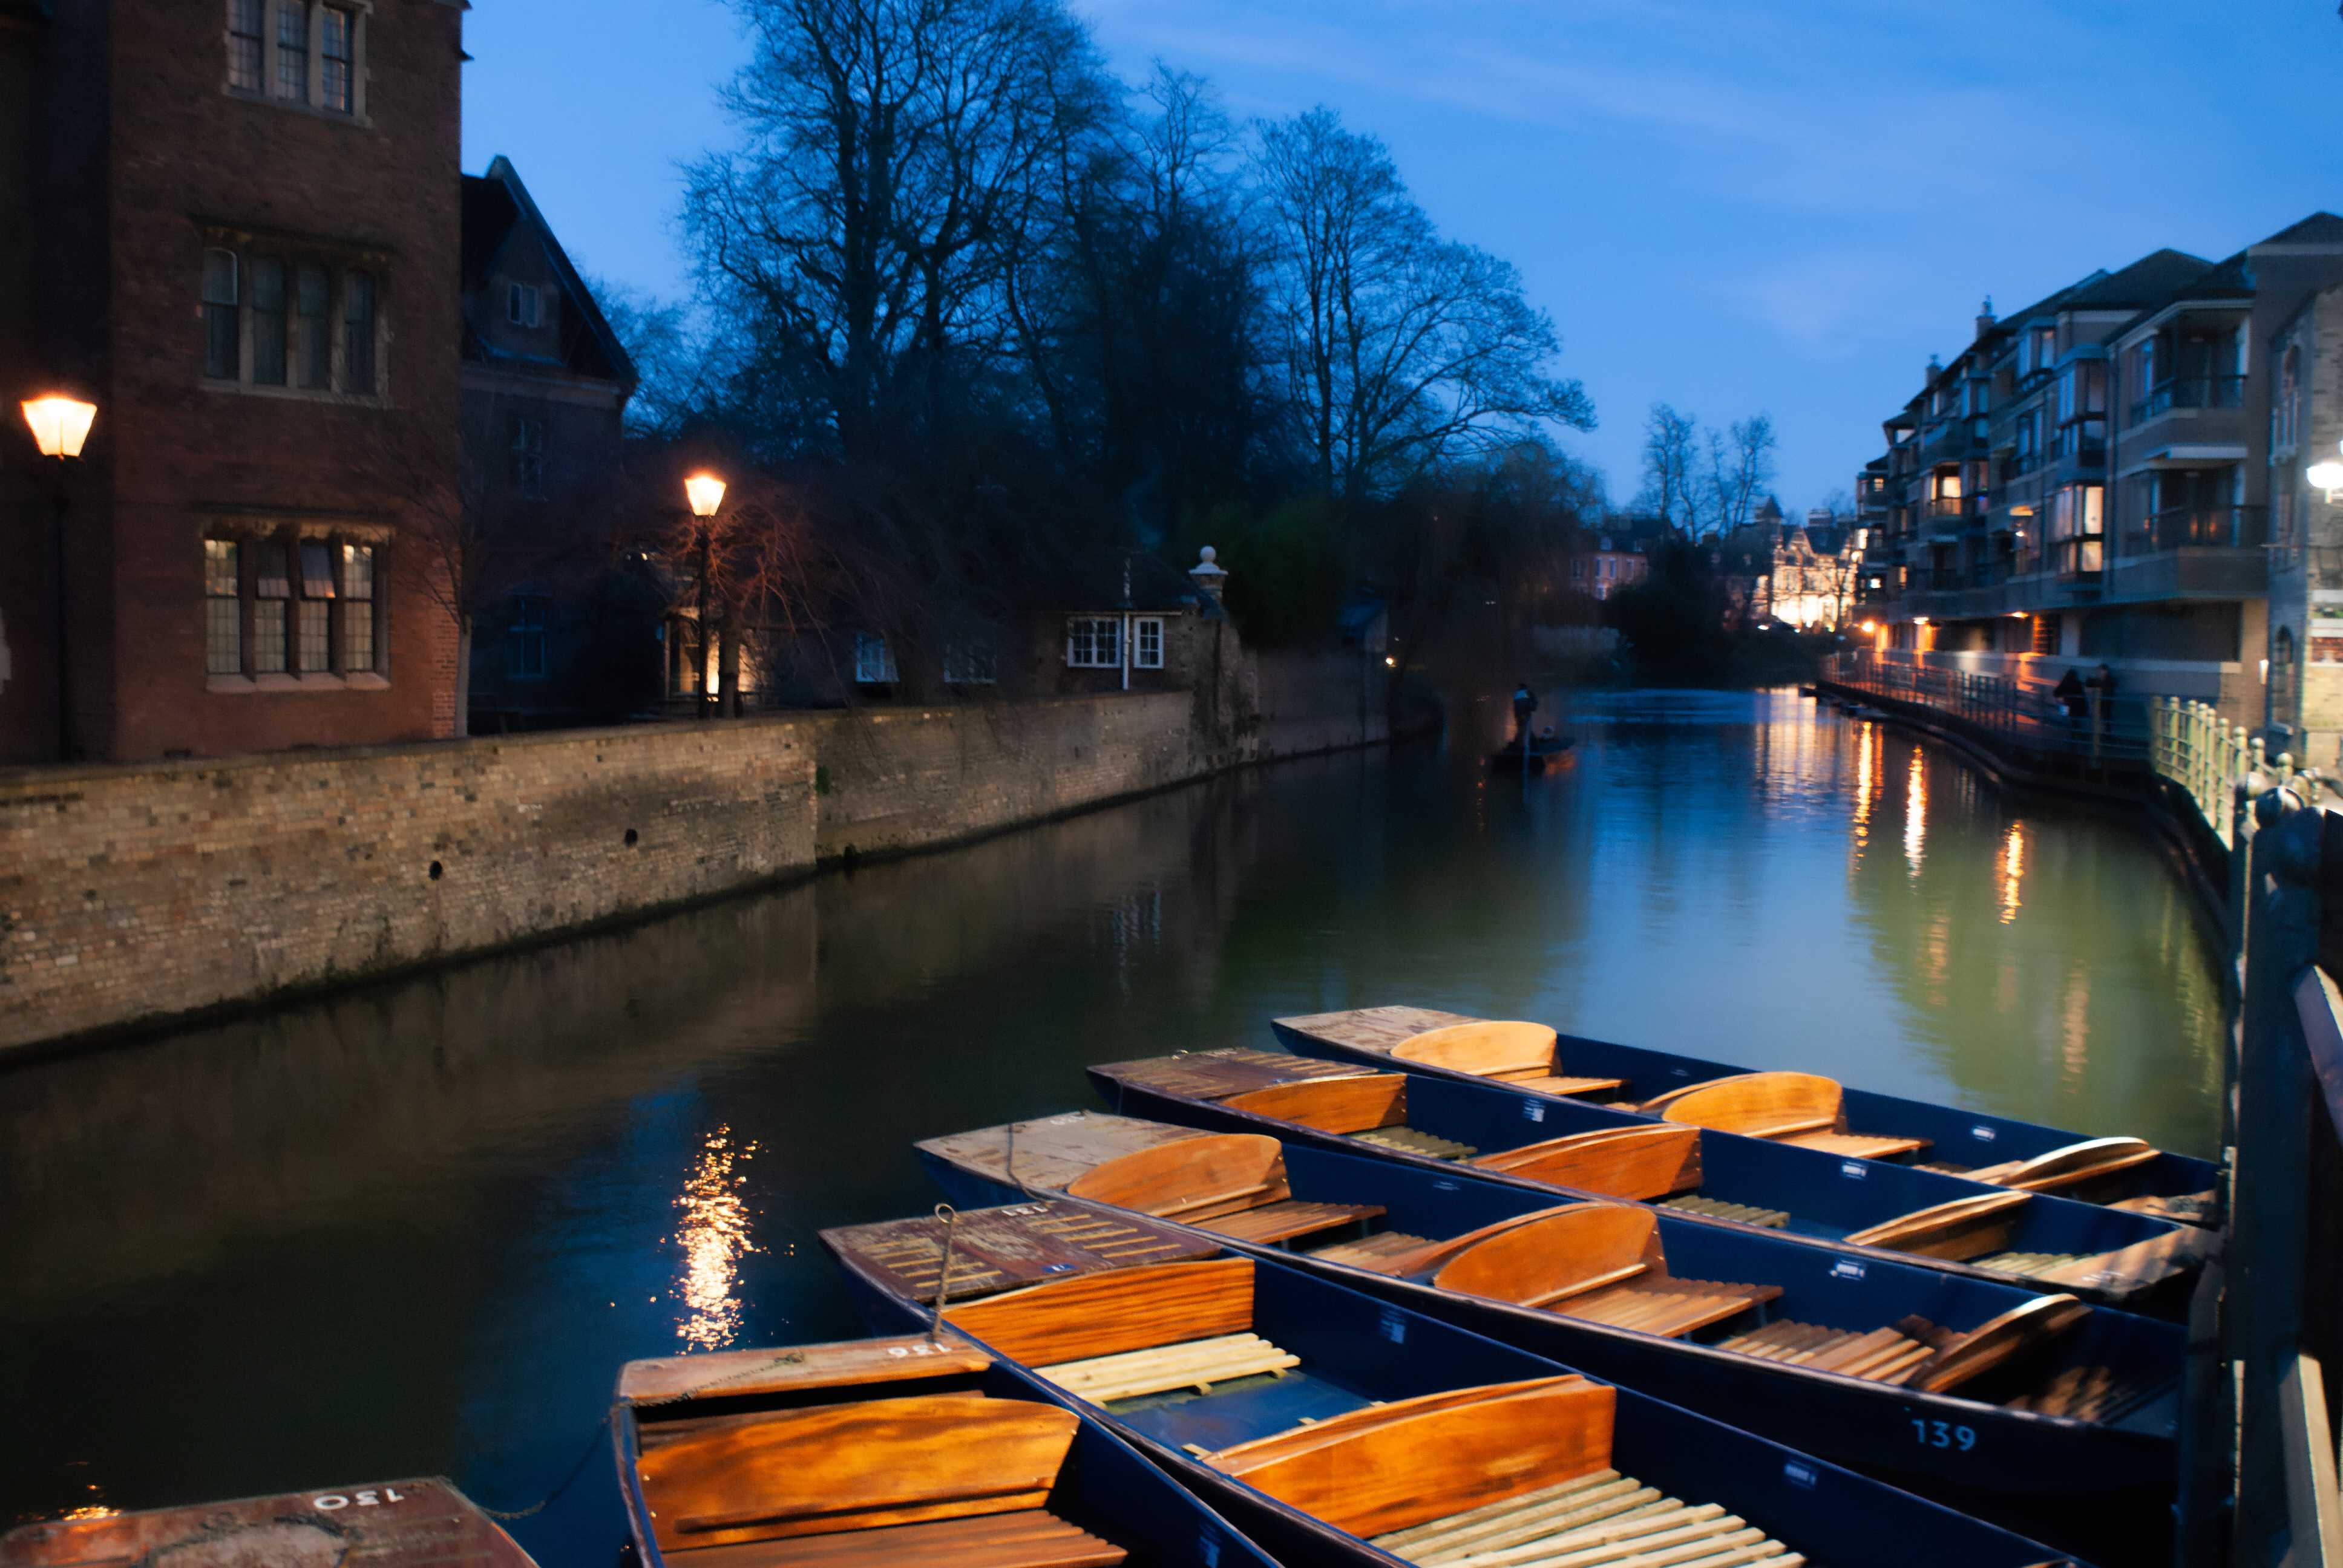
[928,1202,959,1344]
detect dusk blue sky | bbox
[462,2,2343,513]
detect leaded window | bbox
[203,250,240,381]
[251,258,288,385]
[228,0,266,91]
[276,0,308,100]
[341,544,376,671]
[205,541,244,675]
[320,7,355,113]
[252,540,291,673]
[344,271,376,394]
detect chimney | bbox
[1975,295,1996,342]
[1925,352,1942,383]
[1188,544,1228,604]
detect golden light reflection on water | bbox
[1999,823,2026,924]
[1903,750,1927,875]
[671,1125,760,1351]
[2059,962,2092,1088]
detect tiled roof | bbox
[2253,211,2343,249]
[2062,249,2216,310]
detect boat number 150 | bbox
[1912,1420,1975,1451]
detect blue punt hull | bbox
[916,1131,2184,1506]
[825,1220,2090,1568]
[1090,1061,2210,1313]
[613,1345,1277,1568]
[1272,1007,2221,1210]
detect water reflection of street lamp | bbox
[22,395,98,762]
[684,473,726,714]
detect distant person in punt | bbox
[1512,681,1538,743]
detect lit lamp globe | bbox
[684,472,727,518]
[21,395,97,459]
[2310,459,2343,503]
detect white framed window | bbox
[1066,617,1122,668]
[854,632,897,684]
[1133,616,1164,669]
[507,283,542,328]
[944,630,998,685]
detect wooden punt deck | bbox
[1369,1469,1803,1568]
[0,1480,536,1568]
[824,1200,1216,1306]
[1091,1049,1374,1100]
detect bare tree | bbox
[1700,414,1777,538]
[1634,402,1697,535]
[680,0,1109,462]
[1254,106,1591,501]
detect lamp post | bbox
[21,396,97,763]
[684,472,726,717]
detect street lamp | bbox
[2310,446,2343,505]
[22,394,97,762]
[683,473,725,714]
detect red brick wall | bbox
[28,0,467,761]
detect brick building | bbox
[1568,516,1659,602]
[0,0,465,764]
[457,155,647,730]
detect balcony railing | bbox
[1999,452,2042,484]
[2129,374,2247,425]
[2132,504,2269,553]
[2051,425,2108,466]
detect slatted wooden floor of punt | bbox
[1656,1195,1792,1229]
[1352,1126,1477,1160]
[1034,1333,1302,1403]
[1715,1318,1945,1384]
[1369,1468,1804,1568]
[1303,1230,1432,1273]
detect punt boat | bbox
[819,1200,2087,1568]
[614,1324,1277,1568]
[1272,1006,2220,1222]
[0,1479,536,1568]
[1087,1049,2212,1312]
[913,1111,2184,1501]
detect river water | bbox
[0,688,2226,1560]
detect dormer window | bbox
[507,283,542,328]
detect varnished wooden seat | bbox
[1965,1137,2161,1197]
[1466,1124,1704,1202]
[1389,1021,1627,1099]
[1717,1295,2094,1399]
[668,1511,1127,1568]
[1427,1203,1778,1339]
[1199,1376,1801,1567]
[1648,1073,1930,1161]
[1193,1198,1384,1246]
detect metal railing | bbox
[2148,695,2252,848]
[2134,504,2269,552]
[2130,373,2247,424]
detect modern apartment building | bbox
[1858,214,2343,745]
[1,0,466,763]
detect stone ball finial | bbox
[1198,546,1217,566]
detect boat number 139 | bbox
[1912,1419,1975,1451]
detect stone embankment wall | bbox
[0,690,1225,1053]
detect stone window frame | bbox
[197,226,392,404]
[202,517,392,694]
[222,0,374,127]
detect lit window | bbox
[341,544,376,671]
[251,257,288,386]
[276,0,308,100]
[297,541,336,673]
[228,0,266,90]
[854,632,898,684]
[205,540,244,675]
[203,250,240,380]
[320,6,354,113]
[253,540,291,672]
[1133,616,1164,669]
[1065,617,1122,668]
[344,271,376,394]
[506,283,542,328]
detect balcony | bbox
[2128,375,2246,426]
[2136,504,2267,552]
[1920,417,1988,468]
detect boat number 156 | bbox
[1912,1420,1975,1451]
